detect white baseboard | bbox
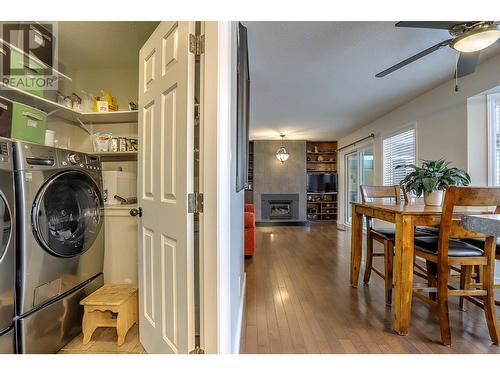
[232,272,246,354]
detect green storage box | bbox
[10,101,47,145]
[9,50,46,98]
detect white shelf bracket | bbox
[46,108,61,118]
[76,117,92,135]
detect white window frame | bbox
[381,122,417,188]
[487,93,500,186]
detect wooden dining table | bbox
[349,202,488,336]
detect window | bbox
[383,126,416,186]
[488,93,500,186]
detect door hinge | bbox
[188,193,204,213]
[189,346,205,354]
[189,34,205,55]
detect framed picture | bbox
[236,22,250,192]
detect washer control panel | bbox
[0,140,12,170]
[57,149,101,171]
[68,153,80,165]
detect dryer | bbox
[14,141,104,353]
[0,138,15,354]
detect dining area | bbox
[350,182,500,348]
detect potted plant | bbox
[397,159,471,206]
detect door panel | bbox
[142,103,155,200]
[346,152,358,224]
[161,234,177,351]
[142,228,155,326]
[162,25,178,72]
[161,87,177,203]
[138,21,195,354]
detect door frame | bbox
[338,139,375,227]
[199,21,233,354]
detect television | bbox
[307,173,337,193]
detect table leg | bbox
[393,214,414,335]
[350,205,363,287]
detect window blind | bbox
[383,128,416,186]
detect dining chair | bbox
[461,237,500,308]
[412,186,500,346]
[360,185,428,305]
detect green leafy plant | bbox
[396,159,471,197]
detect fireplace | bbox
[261,194,300,221]
[269,200,293,220]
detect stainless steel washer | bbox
[14,141,104,353]
[0,138,15,354]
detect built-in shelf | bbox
[306,141,338,222]
[93,151,138,160]
[0,84,138,126]
[307,170,337,173]
[307,192,337,195]
[307,161,337,164]
[79,111,138,124]
[307,151,337,155]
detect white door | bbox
[137,21,195,354]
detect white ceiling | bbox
[244,21,500,141]
[57,22,159,69]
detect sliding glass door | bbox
[345,146,374,224]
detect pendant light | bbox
[275,134,290,164]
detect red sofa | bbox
[245,204,256,257]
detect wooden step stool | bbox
[80,284,138,346]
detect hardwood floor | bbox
[240,223,500,354]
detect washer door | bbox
[32,171,103,258]
[0,193,12,262]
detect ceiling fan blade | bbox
[395,21,465,30]
[456,51,480,78]
[376,39,452,78]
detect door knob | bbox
[130,207,143,217]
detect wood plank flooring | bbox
[240,223,500,354]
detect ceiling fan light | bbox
[452,29,500,53]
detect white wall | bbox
[69,67,139,110]
[338,53,500,225]
[467,94,488,186]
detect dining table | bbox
[349,201,489,336]
[461,214,500,237]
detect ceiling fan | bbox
[376,21,500,78]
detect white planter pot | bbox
[424,190,444,206]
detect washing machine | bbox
[14,141,104,353]
[0,138,15,354]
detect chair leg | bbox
[459,265,472,311]
[482,238,500,345]
[383,240,394,305]
[426,260,437,302]
[437,261,452,346]
[363,230,374,284]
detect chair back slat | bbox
[360,185,400,204]
[438,187,500,260]
[449,187,500,207]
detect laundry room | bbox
[0,21,158,354]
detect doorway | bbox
[345,145,374,224]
